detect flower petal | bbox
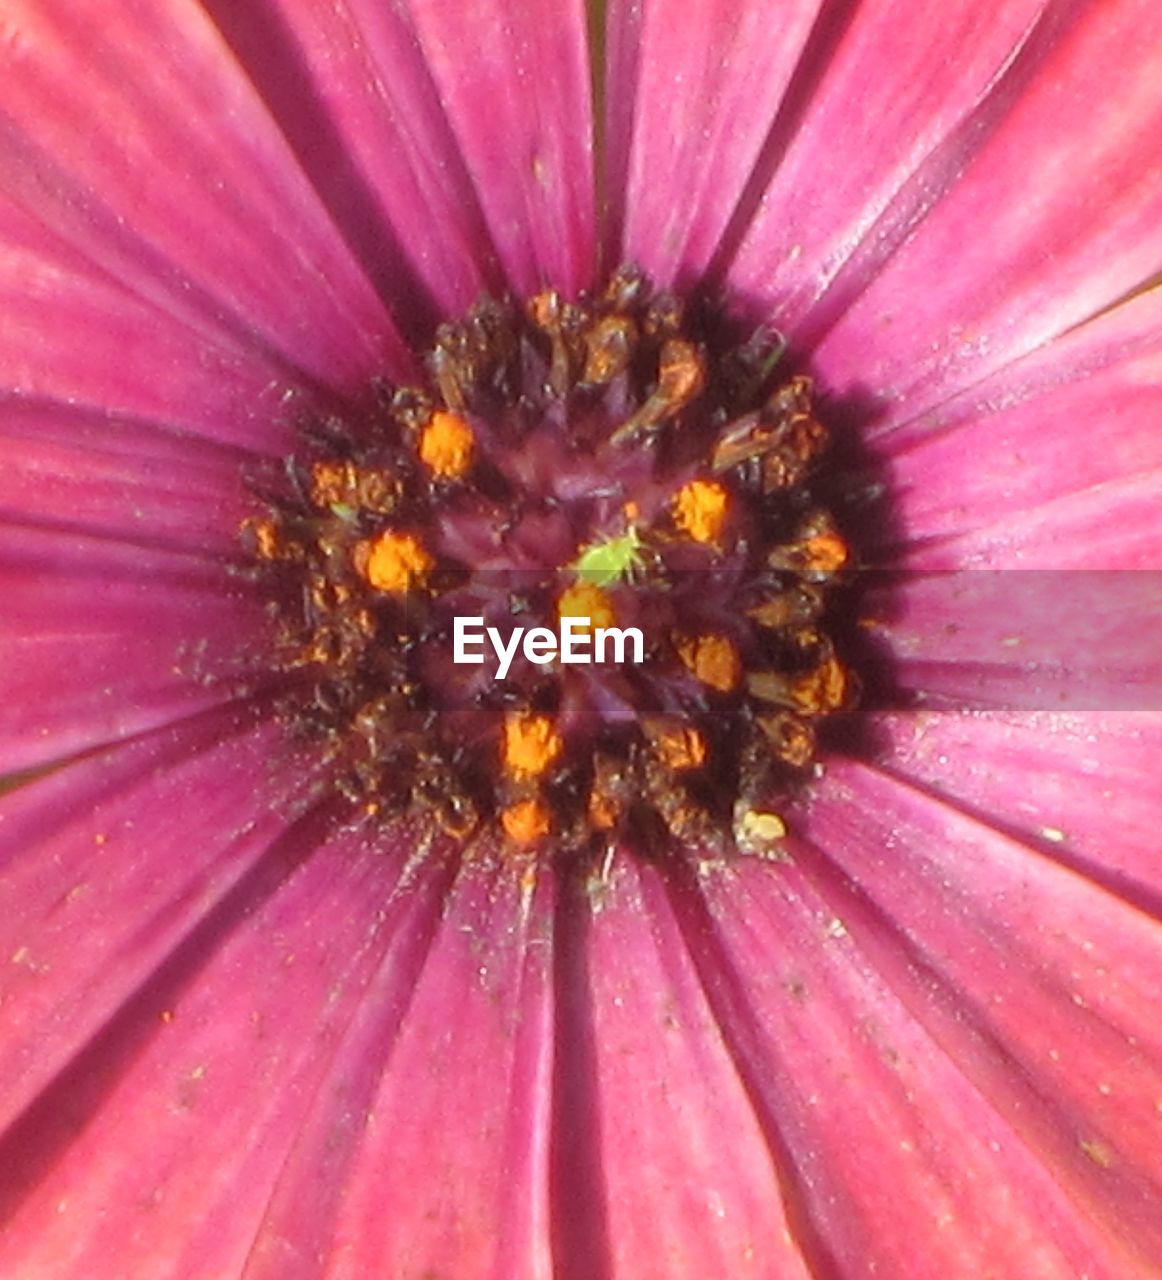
[687,849,1162,1277]
[0,399,255,555]
[864,709,1162,905]
[0,526,264,773]
[859,569,1162,711]
[396,0,596,297]
[806,0,1162,421]
[795,756,1162,1267]
[0,0,411,392]
[200,0,503,330]
[239,858,555,1279]
[603,0,824,286]
[578,857,814,1279]
[0,790,437,1278]
[722,0,1051,322]
[0,716,302,1138]
[875,288,1162,564]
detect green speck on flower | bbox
[571,527,645,586]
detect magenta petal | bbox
[807,0,1162,420]
[605,0,824,286]
[0,0,411,389]
[0,527,263,772]
[0,803,431,1277]
[0,400,254,555]
[0,718,301,1138]
[877,289,1162,562]
[398,0,596,296]
[860,570,1162,711]
[239,859,555,1279]
[694,855,1159,1278]
[582,858,813,1279]
[0,195,318,451]
[865,709,1162,903]
[201,0,503,326]
[797,759,1162,1267]
[724,0,1051,324]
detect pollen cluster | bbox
[243,268,857,857]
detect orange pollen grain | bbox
[803,532,848,573]
[653,724,708,772]
[675,632,742,692]
[357,530,434,593]
[418,410,475,478]
[502,711,564,779]
[790,655,849,716]
[587,789,619,831]
[500,797,552,844]
[673,479,729,544]
[245,517,282,560]
[310,459,357,507]
[557,581,617,633]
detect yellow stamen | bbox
[502,711,564,779]
[501,797,552,844]
[356,530,434,593]
[672,479,729,544]
[675,632,741,692]
[557,581,617,633]
[418,409,475,478]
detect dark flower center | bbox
[244,267,858,856]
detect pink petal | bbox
[0,717,305,1137]
[0,194,310,452]
[0,398,255,555]
[874,288,1162,564]
[0,795,438,1278]
[795,757,1162,1266]
[722,0,1051,325]
[397,0,596,297]
[581,857,814,1279]
[0,0,412,392]
[247,858,556,1280]
[604,0,824,286]
[806,0,1162,421]
[692,851,1161,1278]
[201,0,503,327]
[864,709,1162,903]
[0,526,265,773]
[858,569,1162,710]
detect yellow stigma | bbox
[418,409,475,478]
[356,530,434,593]
[502,711,564,779]
[557,581,617,633]
[673,478,729,544]
[675,631,742,692]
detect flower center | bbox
[243,267,858,856]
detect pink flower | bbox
[2,1,1162,1276]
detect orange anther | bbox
[418,410,475,478]
[649,722,708,772]
[502,711,564,779]
[672,479,729,544]
[557,581,617,633]
[500,797,552,844]
[310,459,357,507]
[675,632,742,692]
[356,531,434,593]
